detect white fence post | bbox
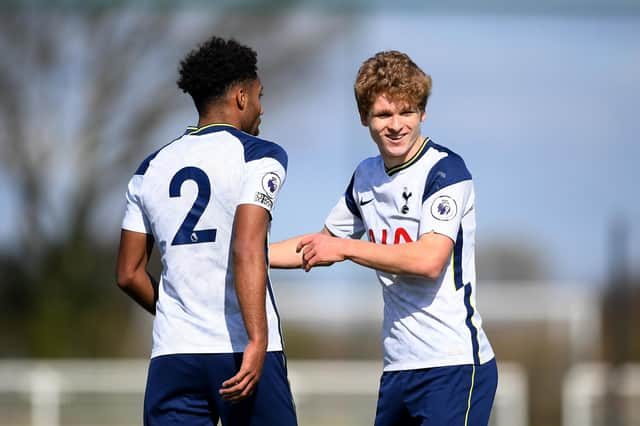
[494,362,528,426]
[29,365,61,426]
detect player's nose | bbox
[388,115,402,131]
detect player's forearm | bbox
[233,247,268,346]
[343,238,447,279]
[116,269,157,314]
[116,230,157,314]
[269,236,304,268]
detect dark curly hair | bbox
[177,36,258,114]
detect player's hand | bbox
[220,341,266,402]
[296,233,345,272]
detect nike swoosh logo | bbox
[359,198,373,206]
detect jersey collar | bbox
[385,137,430,176]
[184,123,237,136]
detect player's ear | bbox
[235,85,246,110]
[360,111,369,126]
[420,110,426,122]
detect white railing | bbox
[562,363,640,426]
[0,360,526,426]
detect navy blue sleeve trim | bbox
[453,226,465,290]
[244,140,288,170]
[227,128,288,171]
[422,152,472,202]
[345,172,362,219]
[134,134,184,175]
[135,146,167,175]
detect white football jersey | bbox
[121,124,287,358]
[326,137,494,371]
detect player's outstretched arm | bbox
[269,236,307,268]
[299,231,453,279]
[220,204,270,402]
[270,228,335,269]
[115,230,158,315]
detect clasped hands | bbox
[296,233,344,272]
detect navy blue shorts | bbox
[374,358,498,426]
[143,351,297,426]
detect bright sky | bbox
[264,14,640,284]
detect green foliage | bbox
[0,240,131,358]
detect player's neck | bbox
[197,107,241,130]
[382,134,426,169]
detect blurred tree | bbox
[600,218,639,425]
[476,239,548,281]
[0,2,354,357]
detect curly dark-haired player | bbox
[116,36,297,425]
[271,51,497,425]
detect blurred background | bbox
[1,0,639,425]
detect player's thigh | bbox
[406,361,497,426]
[374,371,418,426]
[398,365,466,425]
[215,351,297,426]
[144,354,218,426]
[465,358,498,426]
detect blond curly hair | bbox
[354,50,432,118]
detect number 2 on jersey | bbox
[169,167,217,245]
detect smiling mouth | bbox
[385,134,406,142]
